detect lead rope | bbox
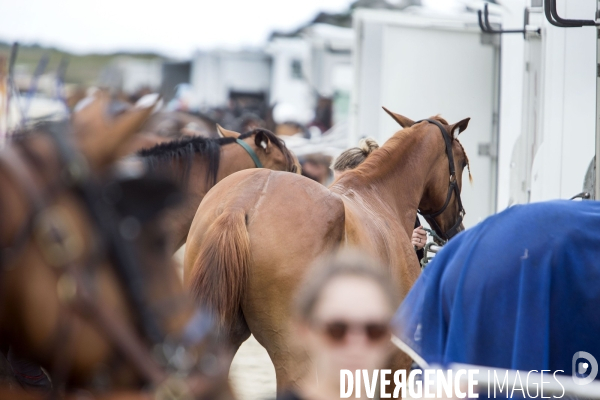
[419,228,446,269]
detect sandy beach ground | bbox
[230,336,277,400]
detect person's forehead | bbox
[313,276,392,320]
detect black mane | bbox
[138,132,253,186]
[138,128,296,185]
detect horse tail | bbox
[188,208,250,333]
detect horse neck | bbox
[333,129,443,235]
[215,141,258,180]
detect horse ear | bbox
[382,107,415,128]
[449,117,470,139]
[216,124,240,138]
[254,130,270,152]
[72,92,157,170]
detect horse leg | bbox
[225,309,251,368]
[257,329,309,395]
[213,309,250,400]
[243,258,328,394]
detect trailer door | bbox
[510,10,543,205]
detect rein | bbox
[415,119,466,241]
[235,138,263,168]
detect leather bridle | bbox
[414,119,466,242]
[235,138,263,168]
[0,121,221,395]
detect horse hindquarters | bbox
[185,169,347,391]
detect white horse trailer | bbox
[502,0,598,205]
[190,50,272,110]
[351,8,501,228]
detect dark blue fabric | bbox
[393,200,600,379]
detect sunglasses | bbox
[312,320,391,344]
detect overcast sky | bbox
[0,0,354,58]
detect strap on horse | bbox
[414,119,465,241]
[236,138,263,168]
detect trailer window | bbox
[291,60,303,79]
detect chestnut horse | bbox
[0,95,231,398]
[137,125,299,254]
[184,110,471,391]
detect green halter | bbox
[235,138,263,168]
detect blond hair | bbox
[331,137,379,171]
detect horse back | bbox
[245,170,346,272]
[184,168,346,282]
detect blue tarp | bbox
[393,200,600,378]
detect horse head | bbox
[383,107,471,242]
[0,95,225,394]
[217,124,300,174]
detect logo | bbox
[572,351,598,385]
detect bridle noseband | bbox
[415,119,466,242]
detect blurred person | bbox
[276,121,309,138]
[301,154,333,186]
[239,112,266,133]
[280,250,399,400]
[332,138,426,261]
[308,97,333,134]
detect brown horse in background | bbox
[143,111,219,139]
[0,94,231,398]
[136,125,299,254]
[184,110,471,392]
[118,110,220,157]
